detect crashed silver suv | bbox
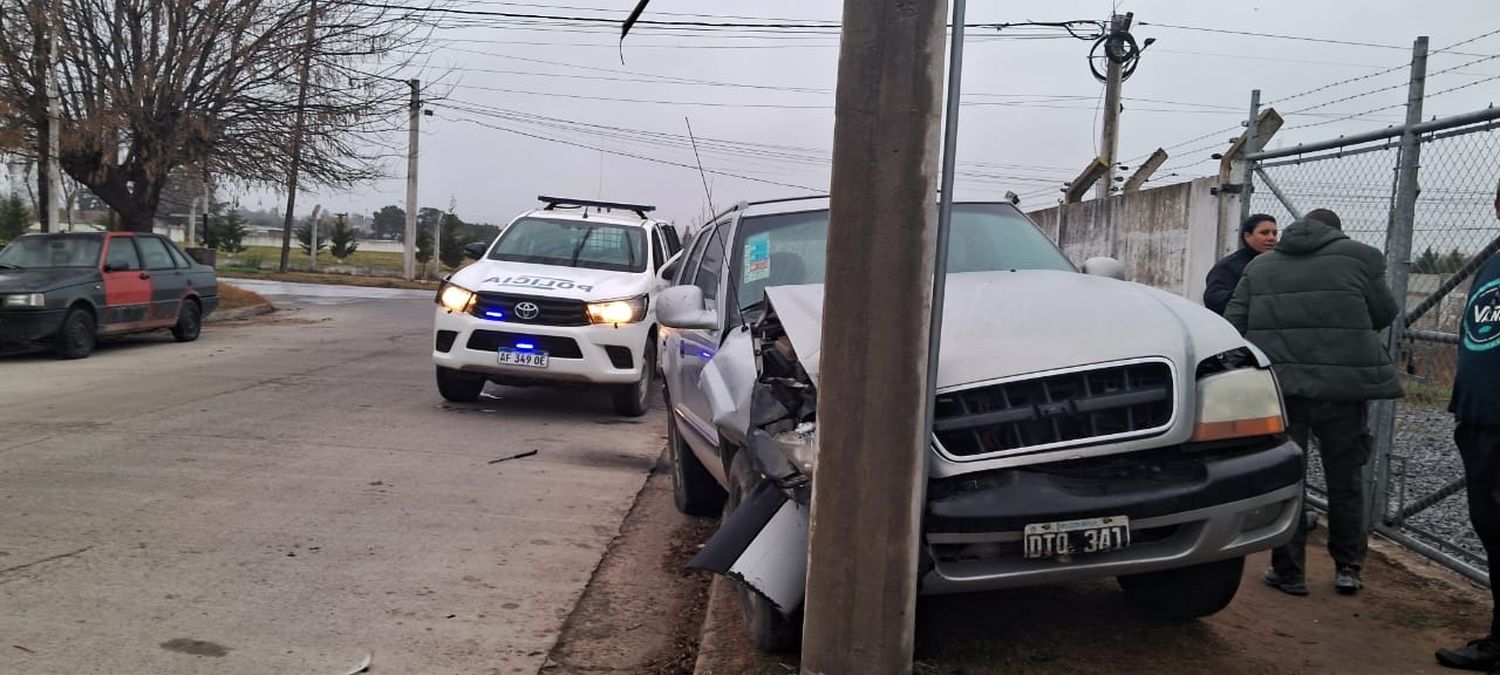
[656,197,1302,651]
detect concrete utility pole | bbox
[309,204,322,270]
[403,78,420,281]
[800,1,948,672]
[279,0,318,273]
[1096,12,1132,201]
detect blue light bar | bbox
[515,342,536,350]
[484,310,506,319]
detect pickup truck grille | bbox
[934,361,1174,458]
[471,292,588,326]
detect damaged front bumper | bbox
[921,438,1302,593]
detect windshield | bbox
[488,217,647,273]
[0,234,104,269]
[731,202,1074,311]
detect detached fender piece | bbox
[702,325,758,444]
[688,479,809,617]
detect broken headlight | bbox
[773,422,817,478]
[1191,367,1285,442]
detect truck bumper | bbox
[920,439,1303,594]
[432,306,652,385]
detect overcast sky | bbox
[258,0,1500,229]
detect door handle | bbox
[139,272,151,280]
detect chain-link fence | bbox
[1246,105,1500,585]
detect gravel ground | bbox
[1304,404,1484,564]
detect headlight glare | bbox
[587,295,647,324]
[1192,367,1285,442]
[3,293,45,308]
[438,284,476,314]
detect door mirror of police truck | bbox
[1081,257,1126,281]
[656,285,718,330]
[463,242,488,260]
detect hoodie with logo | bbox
[1225,217,1403,401]
[1451,251,1500,427]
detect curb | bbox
[206,303,276,323]
[693,574,737,674]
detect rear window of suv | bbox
[488,218,647,273]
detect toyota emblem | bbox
[514,301,540,320]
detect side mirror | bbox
[658,250,684,284]
[657,285,718,330]
[1082,257,1126,280]
[463,242,487,260]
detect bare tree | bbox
[0,0,438,232]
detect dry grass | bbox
[218,269,441,290]
[217,283,271,311]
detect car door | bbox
[133,235,186,324]
[99,235,153,328]
[675,219,731,453]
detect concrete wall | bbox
[1027,176,1222,302]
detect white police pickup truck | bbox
[432,196,682,416]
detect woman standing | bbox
[1204,214,1278,315]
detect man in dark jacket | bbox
[1435,180,1500,672]
[1226,208,1402,596]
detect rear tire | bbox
[1118,556,1245,621]
[171,299,203,342]
[726,450,802,653]
[667,393,726,516]
[436,366,486,402]
[54,307,96,360]
[611,338,655,417]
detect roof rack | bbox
[537,195,656,219]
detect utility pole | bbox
[309,204,322,269]
[800,1,948,672]
[1369,35,1428,525]
[403,78,420,281]
[279,0,318,273]
[42,0,61,232]
[1096,12,1132,201]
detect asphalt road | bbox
[0,283,665,674]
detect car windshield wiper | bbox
[567,227,596,268]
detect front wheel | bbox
[54,308,97,359]
[1117,556,1245,621]
[436,366,486,402]
[667,393,726,516]
[611,339,655,417]
[726,450,802,653]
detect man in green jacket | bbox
[1226,208,1403,596]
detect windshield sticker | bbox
[481,275,593,293]
[744,233,771,283]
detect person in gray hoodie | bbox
[1226,208,1402,596]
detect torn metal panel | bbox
[688,480,810,616]
[762,285,825,381]
[702,325,758,443]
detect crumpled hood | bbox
[764,270,1248,390]
[1275,218,1347,256]
[0,268,97,293]
[447,260,649,301]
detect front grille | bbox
[471,292,588,326]
[466,330,584,359]
[934,361,1174,457]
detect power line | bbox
[1137,21,1489,57]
